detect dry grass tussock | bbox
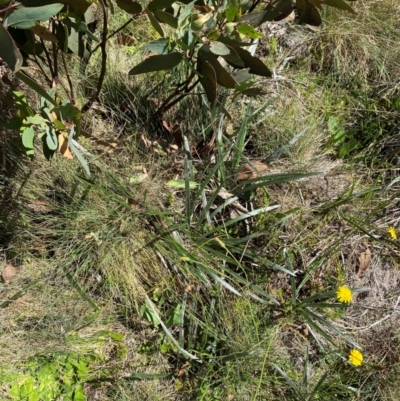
[315,0,400,85]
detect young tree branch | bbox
[82,0,108,113]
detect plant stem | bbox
[61,51,75,104]
[82,0,108,113]
[90,13,144,55]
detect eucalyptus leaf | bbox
[237,24,263,39]
[296,0,322,26]
[142,38,170,54]
[146,9,164,37]
[116,0,143,15]
[129,53,183,75]
[210,41,230,56]
[0,23,23,72]
[154,9,178,29]
[22,126,35,149]
[197,55,217,106]
[148,0,175,11]
[324,0,356,13]
[4,4,64,29]
[235,47,272,77]
[46,126,58,151]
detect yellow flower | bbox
[388,226,397,240]
[349,349,363,366]
[336,286,353,303]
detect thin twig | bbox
[40,38,55,85]
[90,13,143,55]
[154,73,196,117]
[161,79,200,114]
[82,0,108,113]
[0,4,17,14]
[52,41,58,88]
[61,51,75,104]
[28,56,52,86]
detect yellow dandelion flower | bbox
[388,226,397,240]
[336,286,353,303]
[349,349,363,366]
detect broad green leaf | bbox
[64,18,90,58]
[0,23,23,72]
[324,0,356,13]
[26,115,48,127]
[12,91,34,117]
[46,125,58,150]
[235,47,271,77]
[221,46,245,68]
[296,0,322,26]
[240,87,266,96]
[190,12,213,31]
[54,20,68,52]
[146,9,164,37]
[58,102,82,121]
[210,41,230,56]
[177,0,195,28]
[154,10,178,29]
[116,0,143,14]
[237,24,263,39]
[197,55,217,106]
[16,72,57,106]
[176,27,196,50]
[22,126,35,149]
[142,38,171,54]
[129,53,183,75]
[148,0,175,11]
[216,35,252,48]
[69,140,90,176]
[308,0,323,9]
[200,47,236,89]
[240,0,293,26]
[20,0,91,16]
[4,4,64,29]
[225,5,238,22]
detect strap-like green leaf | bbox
[235,47,272,77]
[146,9,164,37]
[197,55,217,106]
[148,0,175,11]
[129,52,183,75]
[154,9,178,29]
[324,0,356,13]
[296,0,322,26]
[22,126,35,149]
[4,4,64,29]
[116,0,143,14]
[0,23,23,72]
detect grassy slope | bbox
[1,0,400,400]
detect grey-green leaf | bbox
[0,23,23,72]
[4,4,64,30]
[154,10,178,29]
[116,0,142,15]
[129,53,183,75]
[146,9,164,37]
[148,0,175,11]
[22,126,35,149]
[197,55,217,106]
[46,126,58,150]
[210,41,230,56]
[323,0,356,14]
[235,47,272,77]
[142,38,170,54]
